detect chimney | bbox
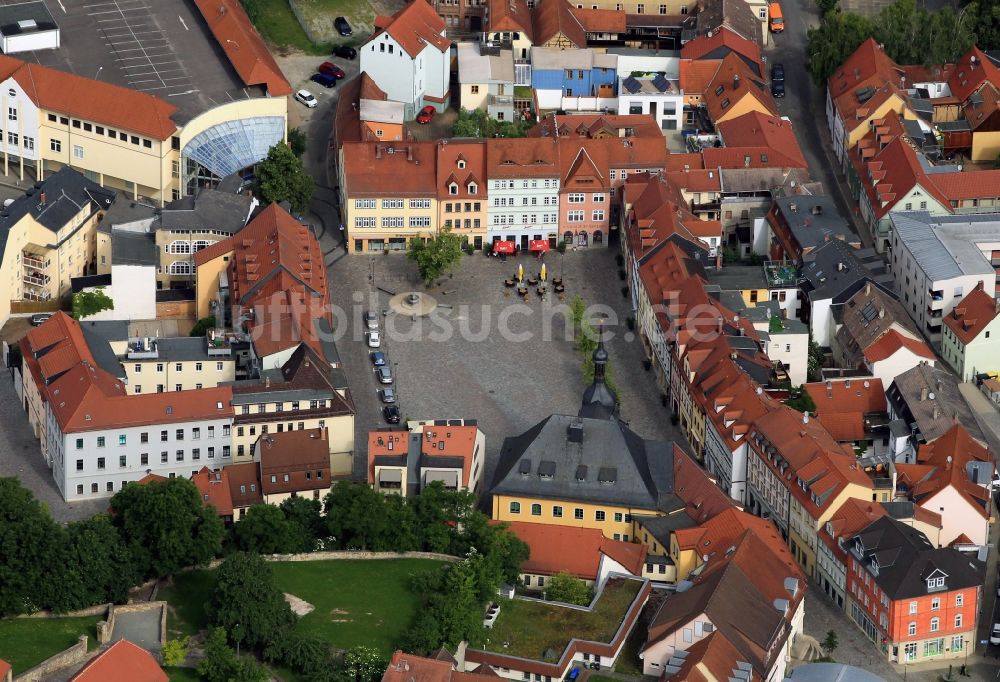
[812,204,822,215]
[879,307,885,319]
[802,411,809,424]
[265,376,271,388]
[321,425,327,440]
[920,386,928,401]
[733,73,740,88]
[567,421,584,443]
[865,282,871,295]
[39,191,46,205]
[933,406,940,420]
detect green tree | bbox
[62,514,138,609]
[822,629,839,656]
[288,127,308,157]
[545,572,593,605]
[110,477,224,579]
[806,11,875,85]
[257,141,314,213]
[71,288,114,319]
[786,386,817,413]
[433,556,485,648]
[807,339,825,381]
[452,108,530,138]
[0,478,66,615]
[162,636,189,667]
[408,228,464,285]
[279,496,327,550]
[264,633,333,677]
[228,504,310,555]
[189,315,216,337]
[198,627,265,682]
[341,646,389,682]
[816,0,838,16]
[239,0,263,24]
[967,0,1000,51]
[208,552,296,651]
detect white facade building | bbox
[617,75,683,132]
[486,176,560,245]
[359,0,451,120]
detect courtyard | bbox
[325,247,687,483]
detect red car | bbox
[416,105,436,124]
[318,61,346,79]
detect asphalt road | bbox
[766,0,875,247]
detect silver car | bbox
[379,388,396,403]
[366,331,381,348]
[364,310,379,330]
[376,366,393,384]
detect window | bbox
[952,636,964,651]
[97,457,106,469]
[92,483,98,493]
[531,503,542,515]
[955,614,963,628]
[471,85,480,94]
[595,510,606,521]
[929,617,939,632]
[6,132,17,147]
[192,449,200,461]
[568,193,585,203]
[553,505,563,517]
[956,593,964,607]
[510,501,521,513]
[176,450,184,462]
[76,459,84,471]
[567,210,584,222]
[119,435,126,446]
[659,3,666,11]
[909,601,917,614]
[50,139,61,152]
[574,508,584,519]
[23,136,33,151]
[73,144,84,159]
[908,622,917,636]
[97,436,106,448]
[161,452,168,463]
[119,455,127,467]
[140,453,149,465]
[593,193,604,202]
[592,210,605,222]
[7,107,15,121]
[76,438,84,450]
[931,598,940,610]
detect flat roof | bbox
[17,0,260,124]
[457,42,515,84]
[890,211,999,281]
[0,1,57,36]
[530,46,617,70]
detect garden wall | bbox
[13,635,87,682]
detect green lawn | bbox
[160,570,215,639]
[485,578,643,661]
[161,559,444,655]
[0,616,100,675]
[166,667,202,682]
[254,0,328,54]
[270,558,443,654]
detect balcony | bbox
[22,252,49,271]
[23,289,51,301]
[126,337,159,359]
[23,272,50,288]
[926,307,942,319]
[929,289,944,301]
[207,330,245,356]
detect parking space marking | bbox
[90,0,194,96]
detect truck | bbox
[769,2,784,32]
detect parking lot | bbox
[327,247,688,483]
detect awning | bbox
[529,239,550,252]
[378,468,402,483]
[424,470,459,487]
[493,240,516,254]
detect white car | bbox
[366,331,381,348]
[991,623,1000,646]
[295,89,317,108]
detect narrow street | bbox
[766,0,875,247]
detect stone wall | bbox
[98,602,167,646]
[199,549,459,570]
[12,604,109,620]
[13,636,88,682]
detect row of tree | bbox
[806,0,976,85]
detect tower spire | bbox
[579,325,617,420]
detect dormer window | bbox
[449,182,458,195]
[457,159,466,169]
[468,182,477,194]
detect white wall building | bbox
[617,74,683,132]
[457,42,516,121]
[485,139,560,246]
[359,0,451,120]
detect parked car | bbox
[294,90,317,108]
[379,388,396,404]
[310,73,337,89]
[318,62,346,79]
[334,16,352,36]
[366,331,381,348]
[991,623,1000,645]
[771,63,785,81]
[333,46,357,60]
[364,310,379,330]
[416,105,436,124]
[29,313,52,326]
[376,366,393,384]
[370,351,387,367]
[771,80,785,98]
[383,405,401,423]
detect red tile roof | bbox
[374,0,450,58]
[191,466,234,518]
[419,424,480,488]
[71,640,167,682]
[530,113,664,139]
[819,497,888,563]
[715,111,807,168]
[343,141,439,194]
[664,631,757,682]
[942,283,999,345]
[569,7,626,33]
[258,428,332,495]
[436,140,486,200]
[505,521,645,580]
[702,53,776,124]
[486,137,560,178]
[928,168,1000,201]
[0,659,10,678]
[23,311,97,384]
[680,27,762,69]
[665,168,721,192]
[903,424,993,519]
[863,329,935,363]
[193,0,292,96]
[532,0,586,47]
[679,59,722,95]
[485,0,534,40]
[0,56,177,140]
[828,38,904,128]
[226,461,263,508]
[948,46,1000,104]
[804,377,885,442]
[674,444,737,523]
[382,651,511,682]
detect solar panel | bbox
[623,76,641,94]
[652,73,669,92]
[862,301,879,322]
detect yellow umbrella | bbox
[540,263,547,281]
[517,263,524,282]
